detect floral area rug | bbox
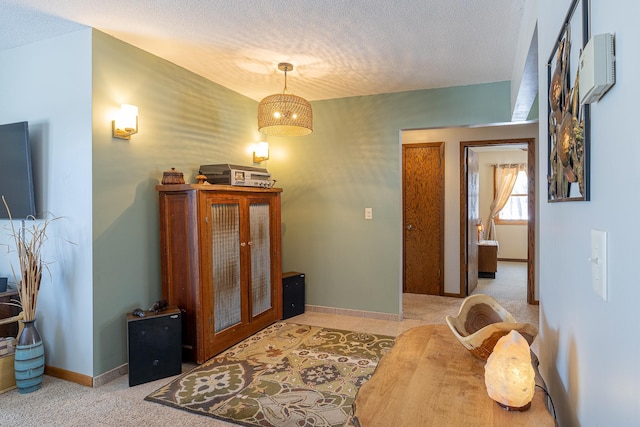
[145,322,395,427]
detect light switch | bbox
[364,208,373,220]
[590,229,607,301]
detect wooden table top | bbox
[351,324,555,427]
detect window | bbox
[496,169,528,224]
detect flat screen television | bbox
[0,121,36,219]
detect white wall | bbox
[538,1,640,425]
[476,149,528,260]
[402,122,537,295]
[0,29,94,376]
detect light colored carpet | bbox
[0,271,538,426]
[402,262,534,323]
[401,293,539,338]
[472,261,539,326]
[401,293,462,323]
[473,261,528,301]
[0,366,226,427]
[402,260,539,353]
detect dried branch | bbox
[2,196,53,322]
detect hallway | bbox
[472,261,527,301]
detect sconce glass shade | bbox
[253,142,270,163]
[257,63,312,137]
[484,330,535,411]
[113,104,139,140]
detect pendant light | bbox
[258,63,313,136]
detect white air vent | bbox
[579,33,616,105]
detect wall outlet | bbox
[364,208,373,220]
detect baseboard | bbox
[93,363,128,387]
[45,365,93,387]
[497,258,527,263]
[305,304,402,322]
[44,363,128,388]
[45,305,402,388]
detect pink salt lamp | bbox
[484,330,535,411]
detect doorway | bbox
[402,142,444,295]
[459,138,537,304]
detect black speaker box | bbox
[127,307,182,387]
[282,272,305,319]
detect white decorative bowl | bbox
[445,294,538,360]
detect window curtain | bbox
[485,164,524,241]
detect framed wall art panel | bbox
[547,0,590,202]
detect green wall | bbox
[91,30,259,375]
[271,83,512,314]
[90,29,514,374]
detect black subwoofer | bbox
[127,307,182,387]
[282,272,305,319]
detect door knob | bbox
[406,224,414,231]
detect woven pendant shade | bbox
[257,63,313,136]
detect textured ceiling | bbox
[0,0,527,102]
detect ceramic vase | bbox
[14,320,45,393]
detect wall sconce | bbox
[484,330,535,411]
[112,104,139,140]
[253,142,269,163]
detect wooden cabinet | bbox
[0,290,21,394]
[0,291,19,338]
[157,184,282,363]
[478,240,498,278]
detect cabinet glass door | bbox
[249,202,272,317]
[210,203,242,332]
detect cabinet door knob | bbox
[248,241,253,246]
[240,242,246,247]
[406,224,414,231]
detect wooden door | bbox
[402,143,444,295]
[466,149,479,294]
[247,195,279,322]
[201,193,245,357]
